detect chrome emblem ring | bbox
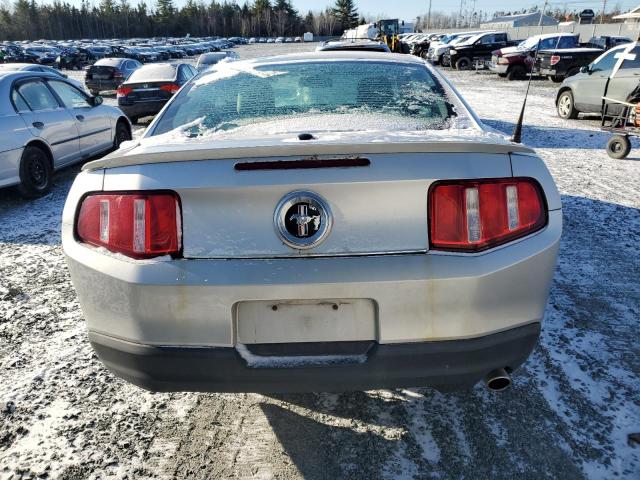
[274,191,332,249]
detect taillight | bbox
[428,178,546,252]
[160,83,181,94]
[550,55,561,66]
[76,192,182,259]
[116,86,132,97]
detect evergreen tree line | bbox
[0,0,361,41]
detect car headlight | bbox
[449,49,457,55]
[498,58,510,65]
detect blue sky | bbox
[47,1,640,22]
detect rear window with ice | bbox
[151,60,457,137]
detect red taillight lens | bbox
[428,178,546,252]
[116,86,132,97]
[550,55,560,66]
[159,83,180,94]
[76,192,181,259]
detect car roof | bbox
[532,32,577,40]
[0,63,35,70]
[244,51,426,67]
[94,57,128,66]
[0,70,61,80]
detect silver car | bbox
[0,71,131,197]
[62,52,561,393]
[556,43,637,119]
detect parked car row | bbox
[403,29,631,82]
[0,36,244,70]
[414,30,639,138]
[248,37,303,44]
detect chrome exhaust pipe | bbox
[484,368,512,392]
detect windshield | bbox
[151,60,456,137]
[451,36,471,45]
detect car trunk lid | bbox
[97,133,525,259]
[86,65,120,80]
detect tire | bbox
[455,57,471,70]
[557,90,579,119]
[129,116,138,125]
[113,120,131,149]
[17,146,52,198]
[549,75,564,83]
[497,73,507,78]
[506,65,526,81]
[606,135,631,159]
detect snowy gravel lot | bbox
[1,43,639,479]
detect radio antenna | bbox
[512,34,563,143]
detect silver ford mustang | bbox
[62,52,561,393]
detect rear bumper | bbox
[85,79,121,92]
[118,100,167,119]
[89,322,541,393]
[65,209,561,347]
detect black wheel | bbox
[507,65,526,81]
[549,75,564,83]
[557,90,579,119]
[90,89,100,96]
[497,73,507,78]
[455,57,471,70]
[17,146,52,198]
[113,120,131,149]
[606,135,631,159]
[420,50,429,60]
[129,116,138,125]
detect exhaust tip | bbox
[484,368,512,392]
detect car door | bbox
[477,33,505,58]
[13,79,80,167]
[47,79,112,156]
[574,48,621,112]
[606,45,640,104]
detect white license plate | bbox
[236,299,376,344]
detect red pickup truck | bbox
[489,33,580,80]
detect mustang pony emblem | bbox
[289,204,321,237]
[274,191,332,249]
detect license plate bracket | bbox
[236,299,376,344]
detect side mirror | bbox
[580,65,590,74]
[90,95,103,107]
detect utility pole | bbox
[600,0,607,24]
[458,0,465,28]
[427,0,432,30]
[539,0,549,27]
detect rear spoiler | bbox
[83,139,534,171]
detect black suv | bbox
[447,32,518,70]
